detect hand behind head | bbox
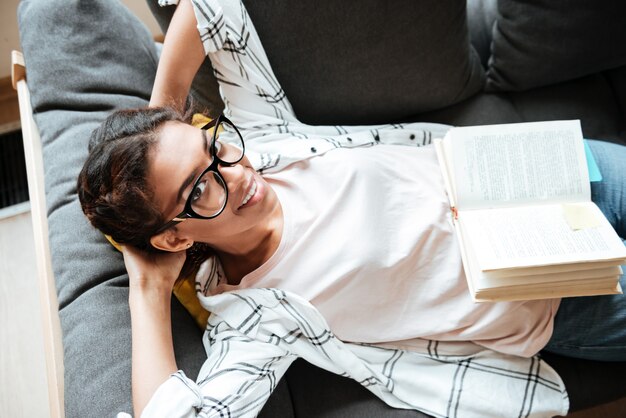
[121,245,187,292]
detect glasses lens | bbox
[189,171,227,217]
[214,120,244,163]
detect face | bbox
[147,121,279,251]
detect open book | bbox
[434,120,626,302]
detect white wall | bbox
[0,0,162,78]
[1,0,22,78]
[121,0,162,37]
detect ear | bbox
[150,229,193,252]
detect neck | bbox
[215,204,283,285]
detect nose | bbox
[217,161,246,189]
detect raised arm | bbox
[122,245,186,417]
[150,0,206,109]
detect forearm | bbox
[129,285,178,417]
[150,0,206,109]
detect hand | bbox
[121,245,186,293]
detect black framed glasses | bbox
[153,114,245,235]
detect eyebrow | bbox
[175,130,209,203]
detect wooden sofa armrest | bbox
[11,51,26,89]
[12,50,65,418]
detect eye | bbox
[191,181,207,202]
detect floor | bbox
[0,206,50,418]
[0,207,625,417]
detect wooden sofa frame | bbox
[12,50,65,418]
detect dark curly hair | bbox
[77,107,188,250]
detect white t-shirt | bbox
[212,145,560,357]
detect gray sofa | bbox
[17,0,626,417]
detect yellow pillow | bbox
[191,113,212,128]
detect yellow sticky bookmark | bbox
[562,204,601,230]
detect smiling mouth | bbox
[239,179,257,208]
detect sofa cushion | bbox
[540,352,626,412]
[419,71,626,144]
[413,92,522,126]
[285,360,430,418]
[607,66,626,138]
[486,0,626,92]
[507,72,626,144]
[245,0,485,125]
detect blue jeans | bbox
[542,139,626,361]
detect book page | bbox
[459,202,626,271]
[449,120,590,210]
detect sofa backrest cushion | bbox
[239,0,486,125]
[486,0,626,92]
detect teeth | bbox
[241,181,257,206]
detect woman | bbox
[79,0,626,417]
[78,105,626,418]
